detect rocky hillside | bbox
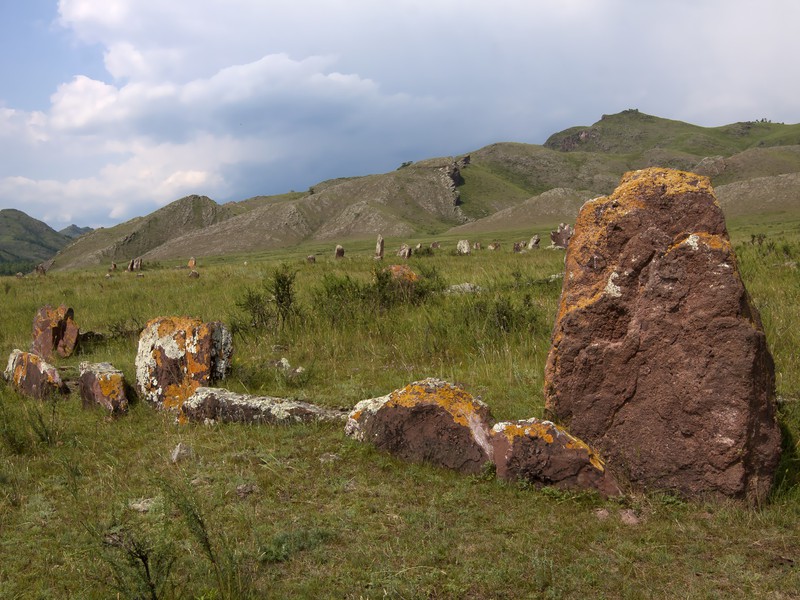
[44,110,800,270]
[0,209,72,274]
[58,224,94,239]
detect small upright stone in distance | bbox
[550,223,574,249]
[456,240,471,255]
[375,234,384,260]
[334,245,345,259]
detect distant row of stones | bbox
[2,168,782,504]
[320,223,575,262]
[27,226,571,279]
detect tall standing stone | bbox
[334,245,345,259]
[32,305,80,359]
[375,235,384,260]
[456,240,471,255]
[544,168,781,503]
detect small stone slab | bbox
[180,387,347,424]
[491,418,620,497]
[4,349,69,400]
[345,378,494,474]
[79,362,129,415]
[31,304,79,359]
[135,316,232,411]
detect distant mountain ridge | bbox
[16,109,800,271]
[0,209,73,274]
[59,224,94,239]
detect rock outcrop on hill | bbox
[544,168,782,503]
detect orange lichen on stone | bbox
[97,373,124,402]
[387,380,482,427]
[495,419,606,472]
[551,169,720,347]
[386,264,420,283]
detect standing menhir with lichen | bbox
[135,316,232,412]
[544,168,782,504]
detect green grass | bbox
[1,220,799,598]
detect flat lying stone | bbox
[4,349,69,400]
[135,316,232,411]
[491,418,620,497]
[79,362,129,415]
[345,378,494,474]
[181,387,347,424]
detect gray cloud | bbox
[0,0,797,228]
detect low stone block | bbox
[4,349,69,400]
[491,418,620,497]
[181,387,347,424]
[79,362,129,415]
[345,378,494,474]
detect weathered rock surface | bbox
[550,223,574,248]
[375,234,384,260]
[544,167,781,503]
[345,378,494,474]
[79,362,129,415]
[385,264,419,283]
[31,304,80,359]
[135,317,233,410]
[4,349,69,399]
[334,244,345,259]
[456,240,471,255]
[181,387,347,424]
[491,418,620,497]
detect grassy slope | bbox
[0,218,798,598]
[0,209,70,264]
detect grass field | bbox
[1,223,799,598]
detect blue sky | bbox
[1,0,799,229]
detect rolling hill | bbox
[34,110,800,270]
[0,209,72,274]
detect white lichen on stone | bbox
[4,349,23,381]
[344,393,391,440]
[684,234,700,250]
[183,387,345,425]
[604,271,622,298]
